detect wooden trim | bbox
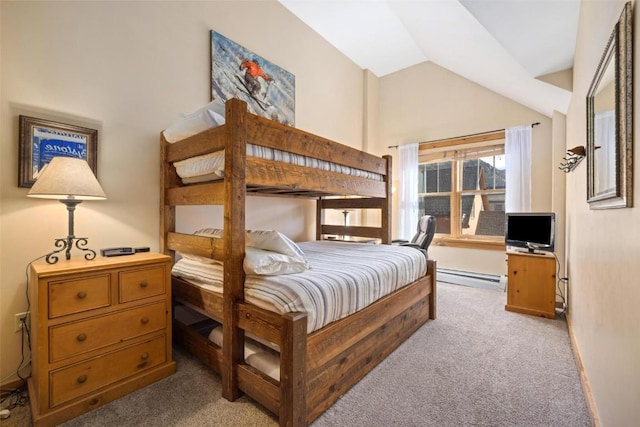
[165,126,227,163]
[433,236,506,251]
[166,182,225,205]
[428,259,437,319]
[319,197,386,209]
[280,312,307,426]
[166,232,224,261]
[382,155,392,243]
[237,302,287,345]
[315,199,323,241]
[566,312,599,427]
[160,135,178,260]
[419,130,505,151]
[306,274,433,372]
[237,364,280,414]
[173,277,224,318]
[320,225,383,239]
[451,160,460,238]
[222,98,247,402]
[172,320,223,373]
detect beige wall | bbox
[374,61,554,276]
[4,3,638,424]
[0,1,363,383]
[567,1,640,425]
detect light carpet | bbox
[3,282,591,426]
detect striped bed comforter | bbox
[171,241,428,333]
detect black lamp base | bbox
[44,199,97,264]
[45,237,97,264]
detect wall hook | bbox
[559,146,586,173]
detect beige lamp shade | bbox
[27,157,107,200]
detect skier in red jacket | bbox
[240,58,271,96]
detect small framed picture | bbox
[19,116,98,188]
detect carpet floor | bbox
[2,282,591,426]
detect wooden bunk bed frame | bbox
[160,98,436,426]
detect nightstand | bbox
[27,253,176,426]
[505,251,556,319]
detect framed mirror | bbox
[586,1,633,209]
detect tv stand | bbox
[505,251,556,319]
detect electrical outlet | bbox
[14,312,28,333]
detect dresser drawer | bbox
[119,265,166,303]
[49,335,166,408]
[49,274,111,319]
[49,302,166,362]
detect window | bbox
[418,132,506,249]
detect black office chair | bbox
[393,215,437,257]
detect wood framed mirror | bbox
[586,1,633,209]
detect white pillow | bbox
[182,228,309,275]
[194,228,307,259]
[246,230,308,261]
[244,247,308,275]
[163,101,226,143]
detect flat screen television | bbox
[505,212,555,253]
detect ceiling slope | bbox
[279,0,579,117]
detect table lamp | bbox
[27,156,107,264]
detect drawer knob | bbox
[77,291,87,299]
[89,397,99,406]
[139,280,149,288]
[141,352,149,360]
[77,375,88,384]
[141,317,149,325]
[77,333,87,342]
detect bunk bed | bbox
[160,98,437,426]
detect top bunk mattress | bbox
[163,101,383,183]
[171,241,428,333]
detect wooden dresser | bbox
[505,251,556,319]
[28,253,176,426]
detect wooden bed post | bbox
[315,197,324,241]
[160,134,179,261]
[222,98,248,401]
[382,154,392,244]
[280,312,307,427]
[427,259,437,320]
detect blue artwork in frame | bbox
[211,31,295,126]
[19,116,98,188]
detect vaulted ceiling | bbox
[279,0,580,117]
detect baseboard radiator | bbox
[437,268,506,292]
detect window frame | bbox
[418,131,507,251]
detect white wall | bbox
[0,1,363,383]
[373,61,554,276]
[566,1,640,425]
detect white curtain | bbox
[398,143,419,239]
[505,125,532,212]
[594,110,615,194]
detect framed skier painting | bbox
[210,31,295,126]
